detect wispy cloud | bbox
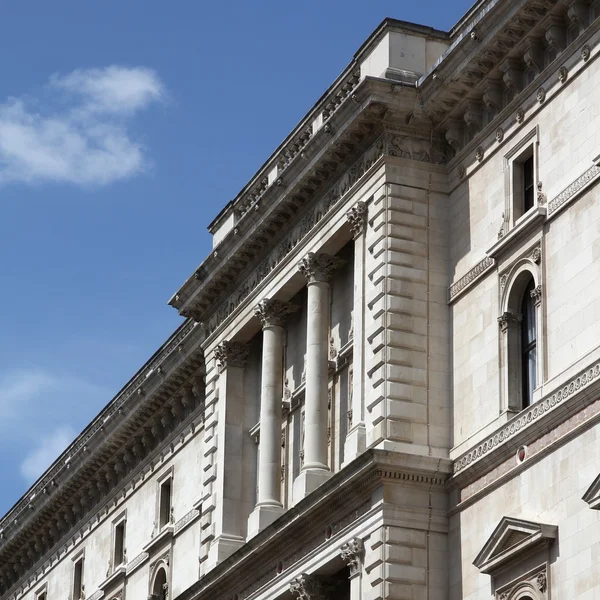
[20,426,75,482]
[0,368,110,485]
[0,66,164,186]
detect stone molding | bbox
[298,252,346,284]
[583,472,600,509]
[173,508,200,535]
[473,516,557,575]
[215,341,250,371]
[547,162,600,215]
[176,451,451,600]
[448,256,495,303]
[254,298,299,329]
[498,311,522,333]
[453,361,600,475]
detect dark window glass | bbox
[523,156,535,212]
[114,521,125,566]
[159,480,172,528]
[521,280,537,408]
[73,558,84,600]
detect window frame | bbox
[498,252,544,416]
[71,549,85,600]
[156,467,174,533]
[34,582,48,600]
[111,509,127,570]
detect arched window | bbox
[500,267,542,413]
[521,279,537,408]
[151,567,168,600]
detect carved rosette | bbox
[298,252,345,284]
[516,108,525,124]
[498,311,522,333]
[531,247,541,264]
[530,284,542,306]
[558,66,568,83]
[582,44,591,61]
[215,341,250,371]
[340,537,364,577]
[254,298,299,328]
[536,571,547,592]
[536,87,546,104]
[346,201,367,238]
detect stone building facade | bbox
[3,0,600,598]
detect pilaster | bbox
[206,341,250,568]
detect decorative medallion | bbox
[558,66,568,83]
[458,164,466,179]
[536,87,546,104]
[531,247,541,264]
[475,146,485,162]
[582,44,591,61]
[516,108,525,124]
[495,127,504,143]
[500,274,508,289]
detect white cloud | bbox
[20,426,75,482]
[0,66,164,186]
[0,369,55,423]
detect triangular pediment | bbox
[473,517,557,575]
[583,473,600,509]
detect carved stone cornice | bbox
[298,253,345,284]
[346,201,368,238]
[215,341,249,371]
[0,323,206,597]
[254,299,299,329]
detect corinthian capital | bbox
[290,574,327,600]
[298,252,345,283]
[215,341,250,371]
[340,537,364,576]
[254,298,299,328]
[346,201,367,238]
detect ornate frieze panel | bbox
[448,257,495,303]
[547,163,600,215]
[454,361,600,474]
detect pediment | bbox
[473,517,557,575]
[583,473,600,509]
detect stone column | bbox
[341,537,365,600]
[293,252,344,503]
[344,202,367,465]
[207,340,249,567]
[248,298,298,537]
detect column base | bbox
[343,423,366,468]
[247,503,285,538]
[206,533,245,569]
[293,468,332,505]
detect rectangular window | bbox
[512,145,536,222]
[73,557,84,600]
[35,586,47,600]
[159,478,172,528]
[114,520,126,567]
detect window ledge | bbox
[487,206,546,260]
[142,525,173,554]
[98,565,126,592]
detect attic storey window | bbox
[159,478,172,528]
[523,155,535,213]
[114,520,126,566]
[73,556,84,600]
[512,145,536,222]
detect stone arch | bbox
[149,561,169,600]
[501,258,539,315]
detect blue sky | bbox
[0,0,473,516]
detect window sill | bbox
[98,564,126,592]
[143,525,173,554]
[487,206,546,261]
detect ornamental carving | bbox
[536,87,546,104]
[558,66,568,83]
[582,44,591,61]
[495,127,504,143]
[346,201,367,237]
[298,253,345,283]
[448,257,495,301]
[536,571,547,592]
[475,146,485,162]
[290,574,326,600]
[254,299,299,328]
[340,537,364,576]
[531,247,541,264]
[457,164,466,179]
[530,284,542,306]
[548,164,600,214]
[516,108,525,124]
[387,135,450,164]
[215,341,250,371]
[498,311,522,332]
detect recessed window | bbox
[521,279,537,408]
[73,556,84,600]
[35,586,47,600]
[512,145,536,223]
[114,520,126,567]
[159,478,172,528]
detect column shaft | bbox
[304,280,331,471]
[257,324,284,505]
